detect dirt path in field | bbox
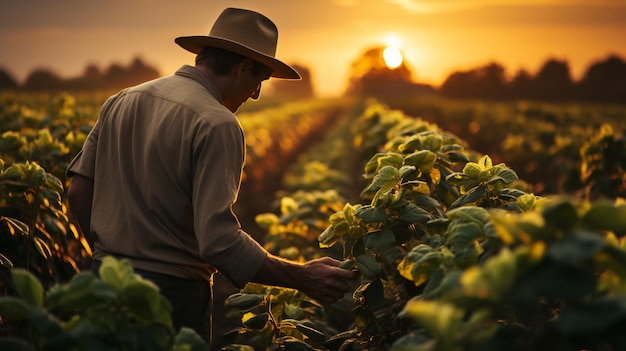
[211,105,348,350]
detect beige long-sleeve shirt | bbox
[67,65,267,287]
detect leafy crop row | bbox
[387,97,626,198]
[2,93,626,351]
[223,101,626,351]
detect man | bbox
[66,7,356,343]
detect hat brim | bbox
[175,36,301,80]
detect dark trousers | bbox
[91,260,213,344]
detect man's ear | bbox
[235,59,254,78]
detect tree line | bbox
[1,53,625,104]
[347,48,626,104]
[0,57,160,92]
[439,55,626,103]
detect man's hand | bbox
[297,257,358,303]
[252,255,358,304]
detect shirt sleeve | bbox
[66,93,119,179]
[191,119,267,288]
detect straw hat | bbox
[175,7,300,79]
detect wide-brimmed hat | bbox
[175,7,300,80]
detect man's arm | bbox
[66,174,95,251]
[251,254,357,304]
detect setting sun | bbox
[383,46,404,69]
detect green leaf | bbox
[522,261,597,299]
[398,165,417,180]
[516,193,537,212]
[364,153,387,176]
[492,167,518,184]
[339,259,355,270]
[449,185,486,209]
[173,328,210,349]
[542,201,578,231]
[120,280,171,324]
[446,172,471,186]
[355,205,388,224]
[404,150,436,169]
[377,153,404,171]
[225,293,265,311]
[319,225,339,248]
[372,189,394,208]
[583,203,626,232]
[463,162,482,178]
[398,299,464,343]
[399,135,424,153]
[242,312,268,329]
[325,329,359,351]
[447,150,470,163]
[11,269,43,307]
[352,305,379,334]
[28,307,67,345]
[295,323,326,344]
[423,269,462,299]
[255,213,279,230]
[477,155,493,169]
[421,134,444,152]
[557,297,626,335]
[361,278,385,306]
[397,203,432,223]
[98,256,136,292]
[446,206,489,224]
[0,296,30,320]
[363,229,396,250]
[547,230,605,265]
[446,221,484,251]
[371,165,400,192]
[355,254,382,281]
[281,197,298,214]
[46,272,112,311]
[398,245,443,285]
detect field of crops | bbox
[2,90,626,350]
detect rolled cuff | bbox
[205,229,268,288]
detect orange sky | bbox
[1,0,625,96]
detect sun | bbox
[382,34,404,69]
[383,46,403,69]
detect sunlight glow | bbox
[383,46,404,69]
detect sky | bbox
[1,0,625,96]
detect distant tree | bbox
[100,57,159,90]
[510,68,534,100]
[66,63,104,90]
[126,57,160,87]
[531,59,575,101]
[103,63,129,90]
[0,68,19,90]
[578,55,626,103]
[23,69,64,91]
[267,63,315,99]
[440,62,508,100]
[346,46,425,97]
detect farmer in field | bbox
[65,7,356,343]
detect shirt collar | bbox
[175,65,224,105]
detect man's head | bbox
[175,8,300,80]
[194,45,273,111]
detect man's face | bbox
[226,63,273,112]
